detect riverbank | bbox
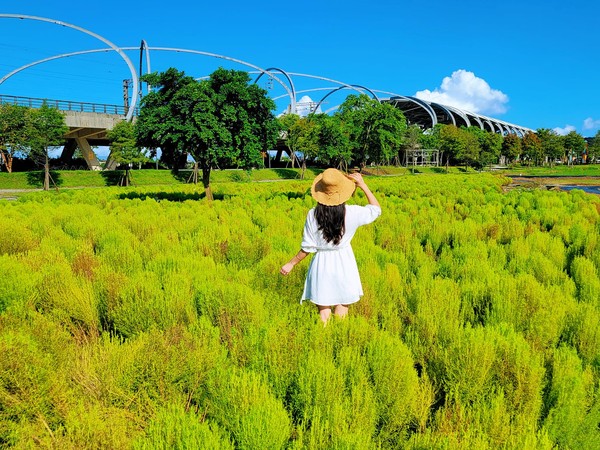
[505,176,600,195]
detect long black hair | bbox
[315,203,346,245]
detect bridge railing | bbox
[0,94,136,116]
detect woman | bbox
[280,168,381,323]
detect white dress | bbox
[300,204,381,306]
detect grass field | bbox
[1,173,599,448]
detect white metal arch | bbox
[0,46,290,113]
[0,14,139,121]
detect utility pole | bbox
[123,79,131,111]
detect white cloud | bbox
[553,125,576,136]
[415,69,509,115]
[583,117,600,130]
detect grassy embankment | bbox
[2,164,600,192]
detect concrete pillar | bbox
[75,137,102,171]
[60,139,77,163]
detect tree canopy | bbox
[337,94,407,169]
[26,104,69,190]
[107,120,148,186]
[0,103,28,173]
[135,67,278,199]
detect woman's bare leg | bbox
[317,305,332,324]
[334,304,349,319]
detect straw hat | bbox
[311,168,356,206]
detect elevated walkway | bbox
[0,94,129,170]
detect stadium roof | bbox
[383,96,533,136]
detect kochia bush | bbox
[0,174,598,448]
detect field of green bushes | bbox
[1,173,599,449]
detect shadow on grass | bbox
[26,170,63,188]
[271,168,301,179]
[267,190,309,201]
[170,169,194,183]
[117,191,228,202]
[99,170,125,186]
[431,167,447,174]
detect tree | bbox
[502,133,522,164]
[465,127,502,169]
[277,113,320,179]
[521,132,543,166]
[562,130,586,164]
[26,104,69,190]
[536,128,564,165]
[457,128,481,169]
[588,130,600,163]
[310,113,352,169]
[0,103,28,173]
[135,68,195,171]
[436,125,465,167]
[276,113,302,169]
[136,67,277,200]
[337,94,407,169]
[107,120,148,186]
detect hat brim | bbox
[311,172,356,206]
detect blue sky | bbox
[1,0,599,138]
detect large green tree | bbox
[337,94,407,169]
[26,104,69,190]
[136,67,277,199]
[0,103,28,173]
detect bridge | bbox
[0,94,128,170]
[0,14,535,171]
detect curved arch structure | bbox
[313,84,380,114]
[382,96,532,136]
[0,16,533,137]
[0,14,139,121]
[0,46,290,113]
[139,40,151,95]
[254,67,296,114]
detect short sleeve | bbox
[350,204,381,227]
[300,210,318,253]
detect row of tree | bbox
[281,110,597,172]
[2,66,600,194]
[0,103,67,188]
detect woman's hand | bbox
[280,262,295,276]
[348,172,380,208]
[348,172,365,189]
[348,172,366,189]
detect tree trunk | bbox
[202,166,213,201]
[0,151,12,173]
[44,152,50,191]
[301,160,306,180]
